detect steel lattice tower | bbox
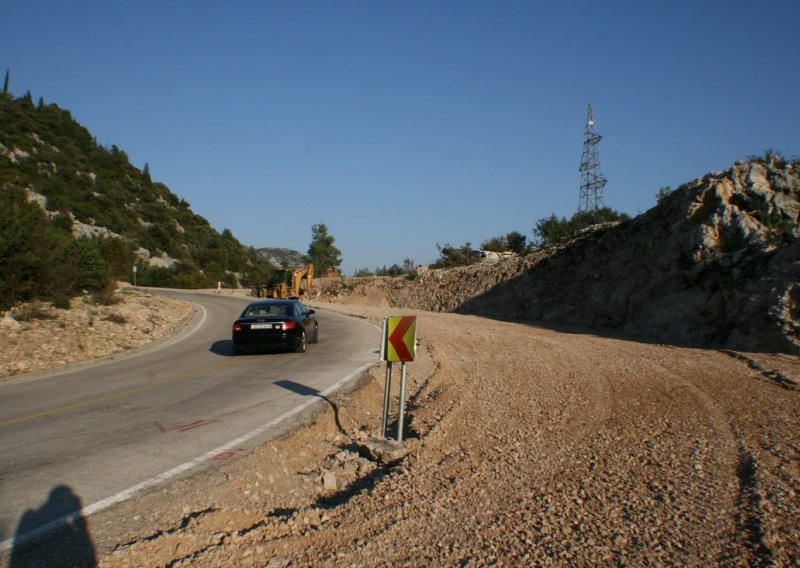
[578,103,607,212]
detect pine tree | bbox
[2,69,9,97]
[306,223,342,272]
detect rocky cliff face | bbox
[255,247,307,269]
[316,160,799,353]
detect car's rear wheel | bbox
[232,343,243,355]
[295,331,306,353]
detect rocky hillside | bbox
[254,247,307,269]
[0,90,274,306]
[316,159,799,354]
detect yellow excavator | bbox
[268,263,314,299]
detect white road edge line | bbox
[0,357,376,554]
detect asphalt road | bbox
[0,290,380,552]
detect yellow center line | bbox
[0,358,242,429]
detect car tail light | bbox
[233,322,242,332]
[281,321,297,331]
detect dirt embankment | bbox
[71,300,798,567]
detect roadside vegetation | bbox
[353,258,418,279]
[426,209,630,270]
[533,207,631,247]
[0,81,274,310]
[305,223,342,273]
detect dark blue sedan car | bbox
[231,299,318,354]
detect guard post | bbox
[379,316,417,443]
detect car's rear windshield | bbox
[244,303,293,317]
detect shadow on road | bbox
[209,339,236,357]
[8,485,95,567]
[275,380,346,435]
[210,340,295,357]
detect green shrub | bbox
[481,231,527,254]
[52,294,71,310]
[14,304,55,321]
[91,287,121,306]
[431,242,480,268]
[533,208,630,246]
[103,312,127,324]
[70,238,110,292]
[754,211,795,247]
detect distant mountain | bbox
[0,88,273,308]
[254,247,307,269]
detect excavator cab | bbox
[268,264,314,299]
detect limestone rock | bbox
[1,313,20,329]
[358,438,409,464]
[321,470,337,490]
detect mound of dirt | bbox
[317,160,800,353]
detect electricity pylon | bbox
[578,104,607,212]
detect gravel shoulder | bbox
[0,286,194,381]
[4,297,799,566]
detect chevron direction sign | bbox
[382,316,417,362]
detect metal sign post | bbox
[381,362,393,438]
[380,318,390,437]
[397,361,408,443]
[132,264,138,286]
[379,316,417,442]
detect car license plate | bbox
[250,323,275,330]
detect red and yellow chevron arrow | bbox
[384,316,417,362]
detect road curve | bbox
[0,290,380,552]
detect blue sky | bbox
[4,1,798,274]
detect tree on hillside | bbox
[97,237,135,282]
[656,186,672,203]
[533,207,630,246]
[534,215,572,246]
[306,223,342,272]
[69,238,110,293]
[570,207,630,228]
[506,231,527,253]
[481,231,528,254]
[375,264,404,276]
[431,242,479,268]
[0,187,115,308]
[2,70,9,97]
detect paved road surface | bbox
[0,290,379,552]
